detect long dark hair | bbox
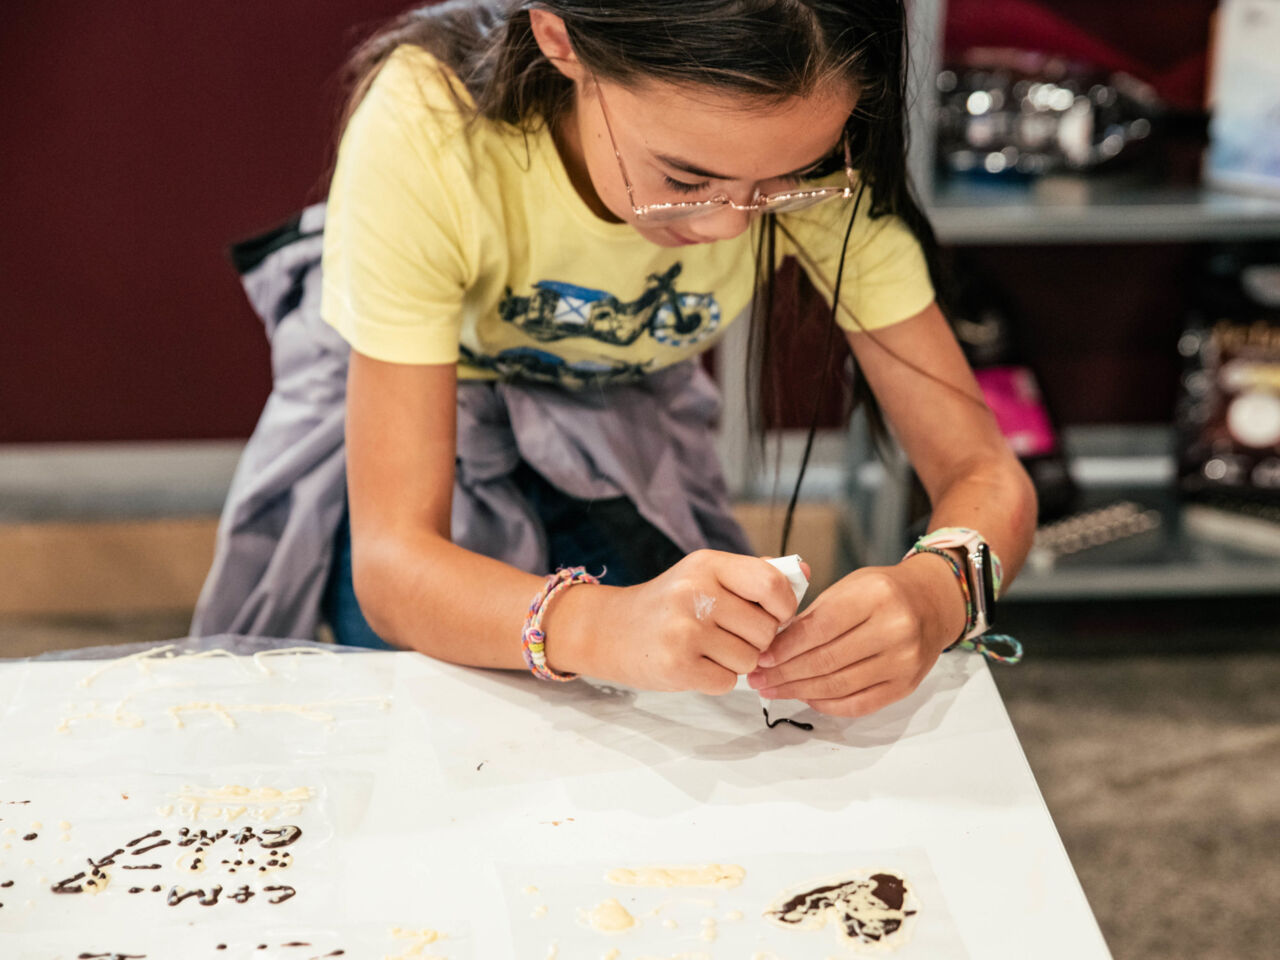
[338,0,943,553]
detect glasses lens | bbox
[761,190,843,214]
[635,202,717,223]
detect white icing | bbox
[175,851,207,874]
[606,865,745,889]
[166,697,391,731]
[385,925,448,960]
[170,784,312,822]
[585,898,637,933]
[251,646,339,676]
[76,643,339,690]
[76,644,177,687]
[82,865,109,895]
[531,904,548,919]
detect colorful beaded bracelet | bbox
[521,566,600,682]
[911,545,1023,665]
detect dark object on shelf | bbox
[1177,246,1280,503]
[936,49,1164,181]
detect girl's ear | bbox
[528,9,586,81]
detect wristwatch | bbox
[907,527,1002,642]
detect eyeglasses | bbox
[592,76,859,224]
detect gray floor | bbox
[2,606,1277,959]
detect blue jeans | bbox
[322,463,685,649]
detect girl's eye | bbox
[662,175,710,195]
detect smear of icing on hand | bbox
[692,593,716,622]
[606,865,746,889]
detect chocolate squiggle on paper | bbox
[762,707,814,732]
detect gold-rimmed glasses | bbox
[592,76,859,224]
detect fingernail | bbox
[759,687,778,699]
[757,651,776,667]
[746,670,764,688]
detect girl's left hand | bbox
[746,555,967,718]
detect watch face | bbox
[980,543,997,628]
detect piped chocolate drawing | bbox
[766,871,917,945]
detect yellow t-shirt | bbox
[321,46,934,387]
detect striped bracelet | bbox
[521,566,600,681]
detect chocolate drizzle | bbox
[263,884,296,904]
[166,884,223,907]
[129,839,170,857]
[125,830,161,848]
[767,871,917,945]
[762,707,814,731]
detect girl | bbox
[195,0,1036,718]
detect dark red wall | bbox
[3,1,408,442]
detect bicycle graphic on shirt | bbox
[497,262,722,349]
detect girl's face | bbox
[570,77,856,248]
[530,9,856,248]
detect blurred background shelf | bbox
[928,178,1280,245]
[1007,425,1280,601]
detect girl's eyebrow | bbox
[654,141,842,182]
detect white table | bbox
[0,637,1111,959]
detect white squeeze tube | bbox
[760,555,814,729]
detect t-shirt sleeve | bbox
[321,48,476,364]
[780,181,935,333]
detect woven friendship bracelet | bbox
[909,544,1023,665]
[521,566,600,682]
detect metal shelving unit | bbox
[900,1,1280,599]
[908,0,1280,246]
[1001,428,1280,602]
[929,178,1280,246]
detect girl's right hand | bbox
[546,550,801,694]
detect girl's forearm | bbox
[916,455,1038,590]
[351,529,614,675]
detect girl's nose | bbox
[688,203,754,242]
